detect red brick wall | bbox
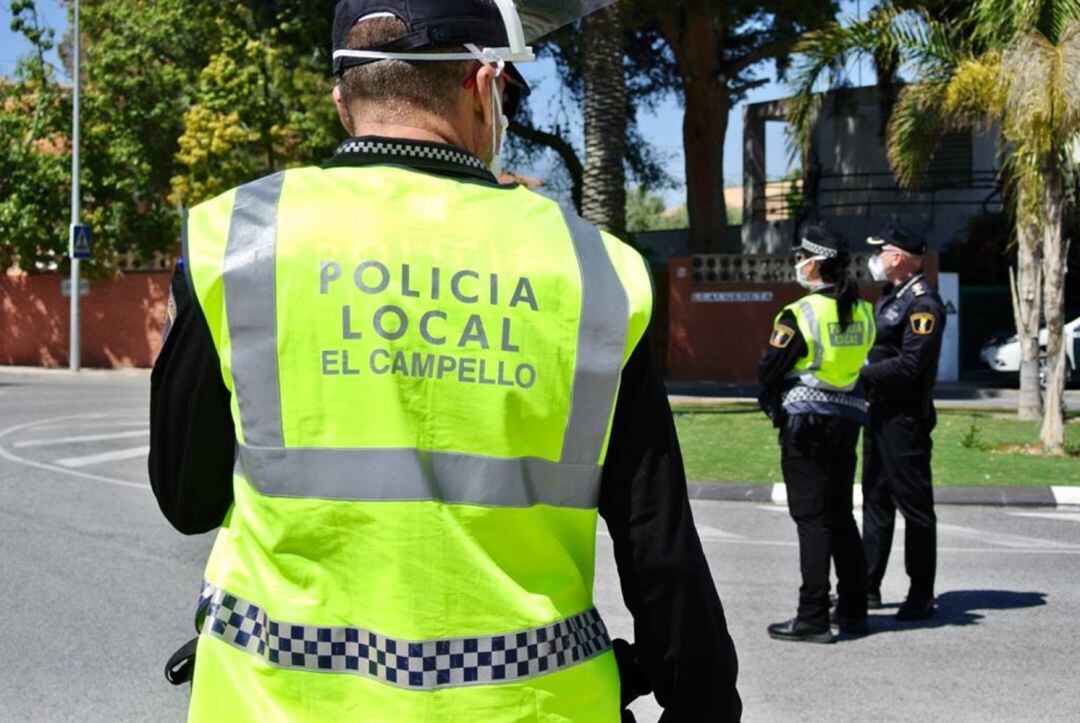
[0,271,170,368]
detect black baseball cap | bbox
[332,0,530,116]
[868,224,927,255]
[794,224,846,259]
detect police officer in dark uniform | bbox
[861,225,946,621]
[759,225,876,643]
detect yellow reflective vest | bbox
[780,292,876,391]
[182,163,653,722]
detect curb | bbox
[687,482,1080,508]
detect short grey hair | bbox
[338,17,476,121]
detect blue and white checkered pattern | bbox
[335,140,490,173]
[197,582,612,690]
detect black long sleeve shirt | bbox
[148,138,741,721]
[860,274,946,415]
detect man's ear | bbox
[333,85,353,135]
[473,64,498,122]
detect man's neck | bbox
[350,119,476,158]
[891,269,920,287]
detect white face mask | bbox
[794,256,823,289]
[868,254,889,282]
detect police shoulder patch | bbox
[910,312,936,335]
[770,324,797,349]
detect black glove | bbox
[757,389,783,428]
[613,639,652,710]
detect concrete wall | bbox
[0,272,170,368]
[742,87,1002,254]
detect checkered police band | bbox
[798,238,839,259]
[197,582,613,690]
[335,139,491,173]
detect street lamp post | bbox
[69,0,81,371]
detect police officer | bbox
[861,225,946,621]
[758,225,876,643]
[148,1,740,721]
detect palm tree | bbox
[581,3,628,238]
[788,0,1080,454]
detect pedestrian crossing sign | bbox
[70,224,92,260]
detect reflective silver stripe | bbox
[800,299,824,372]
[220,181,625,507]
[236,445,601,509]
[224,172,287,447]
[559,210,630,466]
[198,582,612,690]
[789,299,857,391]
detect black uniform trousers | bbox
[781,416,868,628]
[862,406,937,601]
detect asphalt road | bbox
[1,369,1078,722]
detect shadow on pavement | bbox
[851,590,1047,638]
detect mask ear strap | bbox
[465,44,507,175]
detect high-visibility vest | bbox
[780,293,876,392]
[182,164,653,722]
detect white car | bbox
[980,316,1080,385]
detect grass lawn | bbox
[674,405,1080,487]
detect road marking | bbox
[1009,511,1080,523]
[14,430,147,448]
[29,420,148,431]
[936,522,1079,550]
[55,446,151,468]
[0,413,150,491]
[599,523,744,541]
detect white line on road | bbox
[937,522,1080,550]
[55,446,151,468]
[0,414,149,491]
[14,430,147,448]
[28,420,148,431]
[1008,511,1080,523]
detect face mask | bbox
[794,257,822,290]
[868,254,889,282]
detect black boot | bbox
[767,618,833,644]
[830,611,870,636]
[896,598,935,621]
[866,590,883,610]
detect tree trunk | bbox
[1012,189,1043,422]
[657,1,728,253]
[1040,162,1068,454]
[581,4,627,239]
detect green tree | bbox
[0,1,69,272]
[788,0,1080,453]
[626,186,689,232]
[0,0,342,272]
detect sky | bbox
[0,1,874,209]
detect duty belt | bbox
[782,385,868,415]
[196,582,612,690]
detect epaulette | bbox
[911,282,926,297]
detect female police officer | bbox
[758,224,876,643]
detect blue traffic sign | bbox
[71,224,92,260]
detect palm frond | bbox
[886,81,950,188]
[942,52,1005,126]
[1002,31,1059,159]
[786,7,965,154]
